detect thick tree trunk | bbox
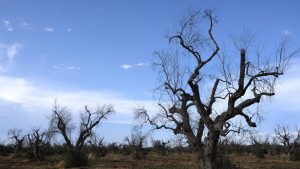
[204,131,220,169]
[13,145,20,157]
[33,146,38,159]
[194,151,204,169]
[191,143,204,169]
[288,151,293,161]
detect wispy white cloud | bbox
[121,62,149,70]
[282,30,291,36]
[0,43,21,72]
[0,75,158,142]
[53,63,65,69]
[53,64,81,70]
[268,64,300,113]
[137,62,149,67]
[6,44,21,62]
[3,20,13,31]
[68,66,81,70]
[44,27,54,32]
[66,28,72,32]
[0,75,156,118]
[122,64,132,69]
[21,22,28,26]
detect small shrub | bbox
[254,148,265,159]
[64,149,88,168]
[217,155,239,169]
[24,150,35,159]
[291,150,300,161]
[121,144,132,156]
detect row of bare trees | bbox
[4,102,114,167]
[5,124,299,160]
[7,128,51,160]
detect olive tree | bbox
[135,9,296,169]
[124,130,149,160]
[49,101,114,167]
[8,129,26,158]
[27,128,51,160]
[274,124,300,161]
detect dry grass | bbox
[0,153,299,169]
[232,154,300,169]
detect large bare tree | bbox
[135,9,296,169]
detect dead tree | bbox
[87,136,107,157]
[49,101,114,150]
[27,128,51,160]
[87,136,105,149]
[274,124,300,161]
[135,9,296,169]
[125,130,148,160]
[49,101,114,166]
[8,129,25,158]
[152,140,170,156]
[249,134,269,158]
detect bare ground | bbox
[0,153,299,169]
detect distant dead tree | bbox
[125,130,148,160]
[49,101,114,167]
[8,129,26,158]
[249,134,269,158]
[87,136,105,149]
[274,124,300,161]
[87,136,107,157]
[152,139,170,156]
[170,135,188,154]
[27,128,51,160]
[135,9,296,169]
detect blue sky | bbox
[0,0,300,143]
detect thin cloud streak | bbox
[121,62,149,70]
[44,27,54,32]
[3,20,13,31]
[122,64,132,69]
[282,30,292,36]
[21,22,29,26]
[53,64,81,70]
[68,66,81,70]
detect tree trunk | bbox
[194,150,204,169]
[288,151,293,161]
[33,145,38,160]
[204,131,220,169]
[191,143,204,169]
[13,144,20,157]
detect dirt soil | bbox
[0,153,300,169]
